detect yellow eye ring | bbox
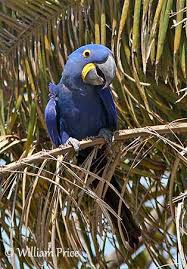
[82,49,91,58]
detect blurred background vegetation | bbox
[0,0,187,268]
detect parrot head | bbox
[61,44,116,89]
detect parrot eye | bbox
[82,49,91,58]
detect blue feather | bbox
[45,97,61,146]
[45,44,117,146]
[97,87,117,130]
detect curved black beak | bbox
[82,54,116,87]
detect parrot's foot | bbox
[99,128,114,145]
[65,137,80,152]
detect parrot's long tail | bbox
[104,175,141,249]
[77,147,141,249]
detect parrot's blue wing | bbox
[45,83,70,146]
[45,97,61,146]
[98,87,117,130]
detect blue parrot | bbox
[45,44,141,248]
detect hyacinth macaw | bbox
[45,44,141,248]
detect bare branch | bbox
[1,122,187,175]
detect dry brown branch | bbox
[1,122,187,175]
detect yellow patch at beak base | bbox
[82,63,96,81]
